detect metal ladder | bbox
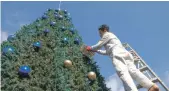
[122,43,169,91]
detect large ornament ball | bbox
[47,8,52,11]
[67,13,71,18]
[50,21,56,26]
[88,71,96,80]
[55,14,58,18]
[61,26,66,31]
[62,37,68,44]
[42,15,48,19]
[64,37,68,41]
[2,46,15,54]
[64,60,72,68]
[70,28,75,34]
[7,35,15,41]
[58,15,63,20]
[44,29,50,33]
[36,18,40,22]
[67,13,70,16]
[18,65,31,78]
[64,10,68,14]
[74,38,80,45]
[33,41,41,48]
[19,65,31,74]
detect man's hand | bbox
[86,46,97,52]
[86,46,92,51]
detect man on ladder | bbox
[86,24,159,91]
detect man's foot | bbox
[149,84,159,91]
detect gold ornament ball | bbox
[88,71,96,80]
[64,60,72,68]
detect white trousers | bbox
[110,46,154,91]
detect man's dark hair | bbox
[98,24,109,32]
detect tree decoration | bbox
[33,41,41,52]
[50,21,56,26]
[74,38,80,45]
[55,14,58,19]
[36,18,40,22]
[33,41,41,48]
[61,26,66,31]
[58,15,63,20]
[67,13,71,16]
[66,13,72,21]
[70,27,75,34]
[7,35,15,42]
[67,17,72,21]
[62,37,68,44]
[2,46,15,55]
[44,29,50,36]
[64,10,68,14]
[64,60,72,68]
[42,15,48,19]
[47,8,52,11]
[18,65,31,78]
[88,71,96,80]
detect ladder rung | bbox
[134,57,140,61]
[151,77,159,83]
[139,66,148,72]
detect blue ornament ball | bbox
[59,15,63,20]
[33,41,41,48]
[44,29,50,33]
[2,46,15,54]
[55,14,58,18]
[62,37,68,44]
[74,38,80,45]
[7,35,15,41]
[42,15,48,19]
[67,13,71,16]
[70,28,75,34]
[64,10,68,14]
[47,8,52,11]
[36,18,40,22]
[19,65,31,74]
[64,37,68,41]
[61,26,66,31]
[18,65,31,78]
[50,21,56,26]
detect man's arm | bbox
[91,33,110,51]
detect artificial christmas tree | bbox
[1,8,110,91]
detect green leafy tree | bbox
[1,8,110,91]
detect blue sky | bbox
[1,1,169,91]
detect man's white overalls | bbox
[90,32,154,91]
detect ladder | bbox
[122,43,169,91]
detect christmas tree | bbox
[1,8,110,91]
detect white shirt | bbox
[91,32,123,55]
